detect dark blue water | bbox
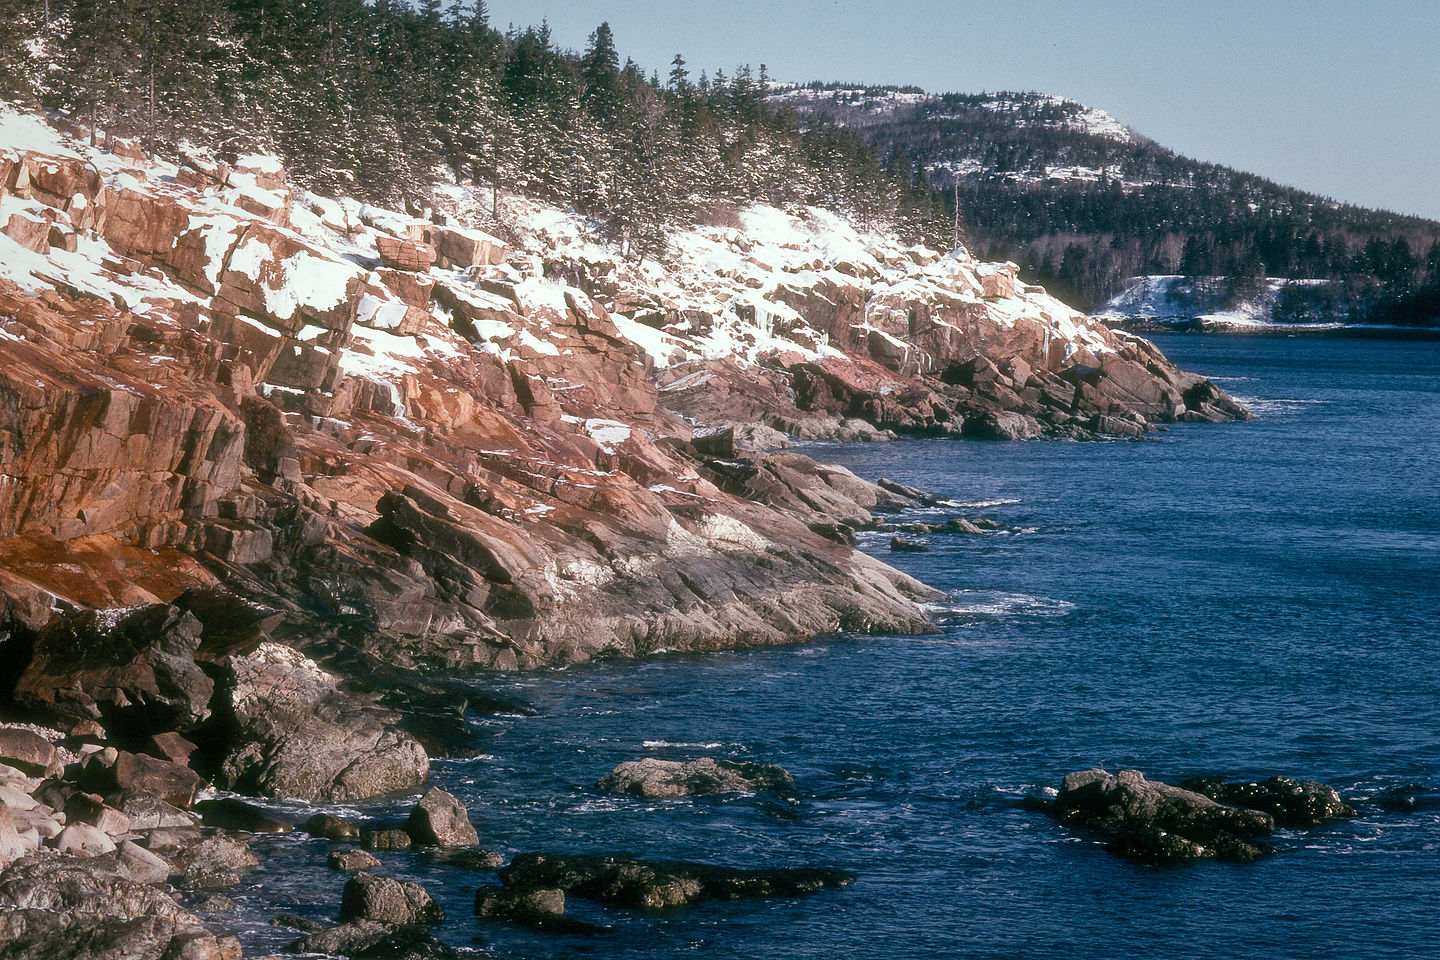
[229,334,1440,959]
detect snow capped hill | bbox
[772,85,1134,143]
[1097,275,1348,330]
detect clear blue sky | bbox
[483,0,1440,221]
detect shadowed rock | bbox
[1178,776,1356,828]
[1040,768,1355,864]
[499,852,854,910]
[291,920,456,959]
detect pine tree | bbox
[0,0,43,105]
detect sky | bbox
[482,0,1440,221]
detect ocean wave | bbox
[925,590,1075,621]
[1233,395,1329,417]
[947,498,1021,509]
[642,740,727,749]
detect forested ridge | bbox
[0,0,958,262]
[781,85,1440,323]
[2,4,1436,324]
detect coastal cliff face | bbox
[0,109,1244,681]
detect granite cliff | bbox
[0,107,1245,685]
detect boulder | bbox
[13,605,213,738]
[169,834,257,888]
[0,853,238,959]
[474,886,580,931]
[963,410,1041,441]
[376,236,437,272]
[339,872,444,925]
[52,822,118,857]
[210,642,429,802]
[292,920,457,959]
[889,536,930,553]
[86,751,204,809]
[0,729,60,778]
[136,825,202,853]
[116,840,173,884]
[144,732,198,766]
[118,792,196,832]
[3,212,50,253]
[1046,768,1277,864]
[63,793,131,835]
[596,757,795,799]
[692,423,791,458]
[405,788,479,847]
[407,223,506,268]
[0,802,29,865]
[499,853,854,910]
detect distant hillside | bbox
[772,84,1440,324]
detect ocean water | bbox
[226,333,1440,959]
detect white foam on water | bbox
[1233,395,1330,417]
[642,740,726,750]
[925,590,1076,620]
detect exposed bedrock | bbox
[0,123,1243,695]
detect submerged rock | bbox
[304,813,361,841]
[196,797,292,833]
[499,852,854,910]
[596,757,795,799]
[889,536,930,553]
[361,829,412,851]
[329,849,381,873]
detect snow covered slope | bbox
[1097,275,1349,330]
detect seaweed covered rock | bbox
[1049,768,1275,863]
[1042,768,1355,864]
[499,852,854,910]
[1178,776,1356,828]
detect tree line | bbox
[0,0,957,261]
[788,86,1440,322]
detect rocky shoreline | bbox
[0,110,1268,957]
